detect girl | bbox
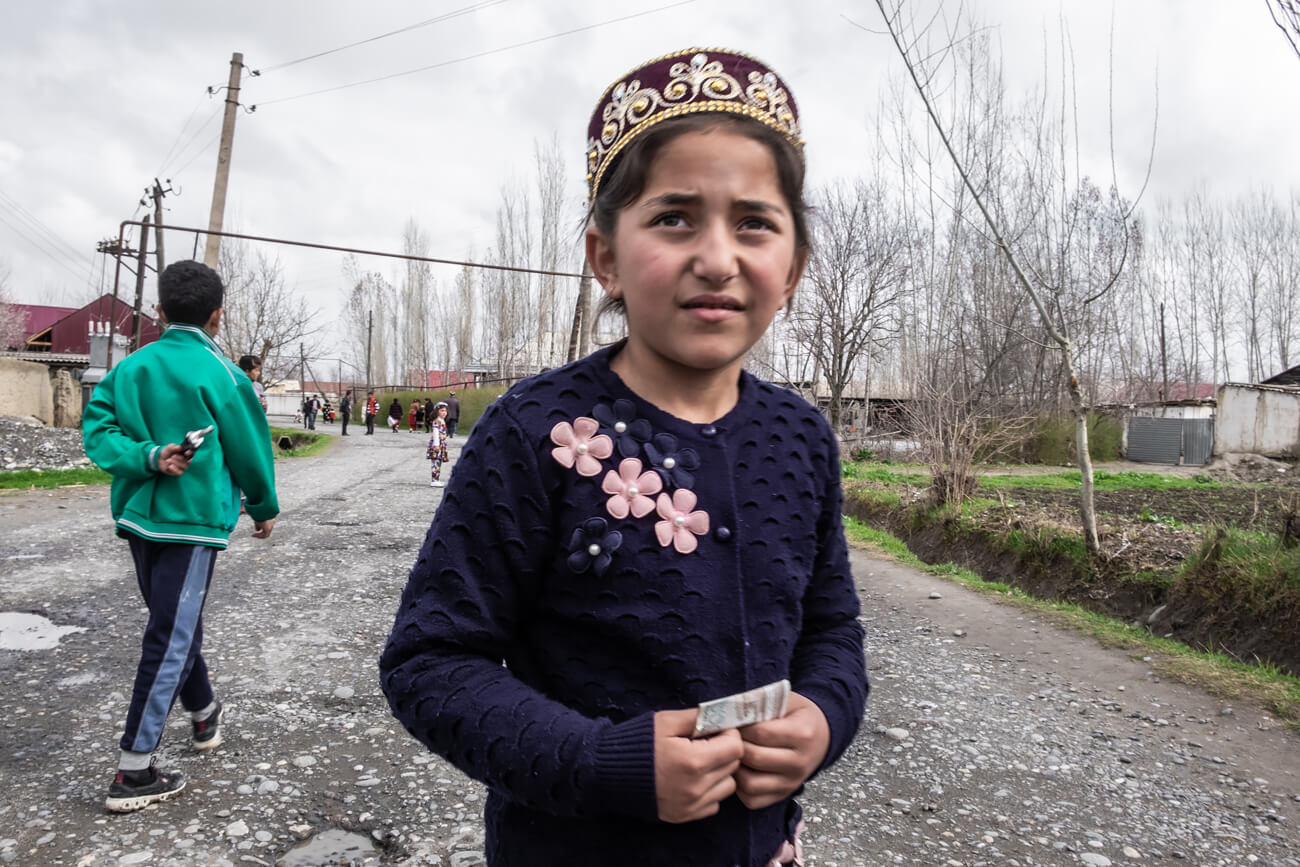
[387,397,402,433]
[380,48,867,866]
[426,401,450,487]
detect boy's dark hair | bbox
[237,354,260,372]
[587,114,810,323]
[159,260,224,326]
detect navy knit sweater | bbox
[379,344,868,866]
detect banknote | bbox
[692,679,790,738]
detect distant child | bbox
[84,260,279,813]
[425,401,449,487]
[387,397,402,433]
[379,49,867,865]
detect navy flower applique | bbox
[566,516,623,577]
[643,433,700,490]
[592,399,652,459]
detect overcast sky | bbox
[2,0,1297,322]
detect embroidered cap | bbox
[586,48,802,200]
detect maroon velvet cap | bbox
[585,48,802,200]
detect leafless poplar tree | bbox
[873,0,1152,554]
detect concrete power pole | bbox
[366,310,373,394]
[204,52,244,269]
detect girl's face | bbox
[587,127,806,380]
[438,406,447,418]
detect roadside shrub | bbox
[1029,412,1123,465]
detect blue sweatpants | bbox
[120,535,218,754]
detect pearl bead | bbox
[587,543,601,556]
[626,485,638,497]
[663,457,676,469]
[673,515,685,527]
[614,421,627,433]
[576,443,588,455]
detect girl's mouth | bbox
[682,294,743,311]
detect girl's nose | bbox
[691,220,739,285]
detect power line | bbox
[158,100,224,179]
[0,189,95,266]
[255,0,695,107]
[153,88,214,178]
[256,0,508,74]
[0,210,95,288]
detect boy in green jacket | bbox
[83,259,279,812]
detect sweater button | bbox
[714,525,731,541]
[701,424,717,437]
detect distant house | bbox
[7,303,77,350]
[17,295,161,355]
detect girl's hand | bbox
[734,692,830,810]
[653,708,744,823]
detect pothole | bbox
[0,612,86,650]
[278,828,378,866]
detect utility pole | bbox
[366,310,373,393]
[204,52,244,268]
[300,342,306,402]
[130,215,151,353]
[147,178,173,274]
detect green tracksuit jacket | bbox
[82,323,279,548]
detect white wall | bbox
[1215,385,1300,458]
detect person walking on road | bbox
[425,402,450,487]
[379,49,866,866]
[444,391,461,438]
[83,259,279,813]
[339,390,352,436]
[364,390,378,435]
[423,397,435,433]
[408,399,420,433]
[387,397,403,433]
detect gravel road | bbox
[1,425,1297,866]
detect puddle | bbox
[0,612,86,651]
[278,829,377,866]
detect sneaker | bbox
[433,481,445,488]
[191,701,223,751]
[105,765,186,813]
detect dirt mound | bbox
[1204,452,1299,484]
[0,416,90,470]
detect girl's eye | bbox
[651,211,688,228]
[739,216,776,232]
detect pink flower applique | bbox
[550,417,613,477]
[654,488,710,554]
[601,458,663,519]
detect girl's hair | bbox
[587,113,811,324]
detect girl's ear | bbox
[585,224,621,300]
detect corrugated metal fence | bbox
[1127,417,1215,466]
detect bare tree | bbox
[0,260,25,351]
[453,258,476,371]
[1267,0,1300,60]
[399,218,433,385]
[872,1,1153,554]
[788,179,911,431]
[215,240,324,385]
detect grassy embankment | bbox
[842,461,1300,725]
